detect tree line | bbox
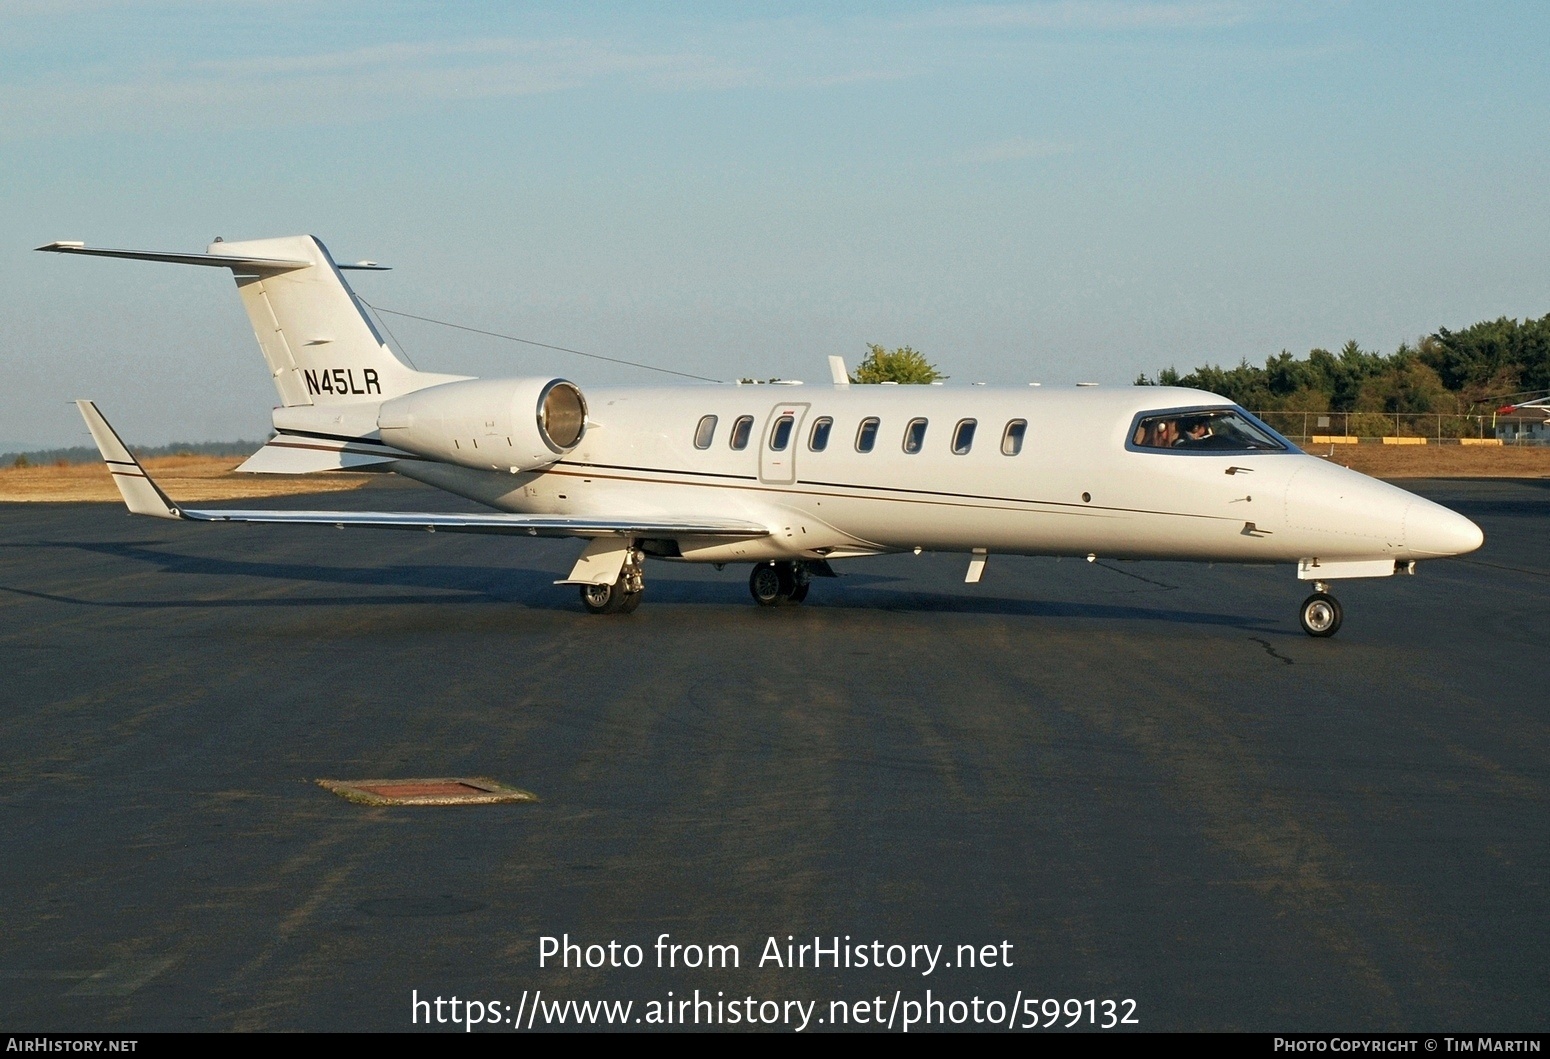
[5,439,265,469]
[1135,313,1550,415]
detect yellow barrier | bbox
[1310,435,1360,444]
[1459,437,1504,446]
[1380,437,1428,445]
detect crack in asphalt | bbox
[1249,636,1295,665]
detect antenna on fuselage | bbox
[828,356,850,386]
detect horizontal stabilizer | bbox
[38,242,310,272]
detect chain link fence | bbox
[1252,411,1550,445]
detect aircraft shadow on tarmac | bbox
[3,538,1280,631]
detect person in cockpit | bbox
[1175,417,1211,447]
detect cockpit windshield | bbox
[1130,408,1288,453]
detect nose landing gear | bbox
[1298,582,1343,637]
[749,561,811,606]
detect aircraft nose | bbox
[1405,497,1484,557]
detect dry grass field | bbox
[2,445,1547,505]
[1305,443,1550,478]
[0,455,374,503]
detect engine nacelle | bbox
[377,377,587,471]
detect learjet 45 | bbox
[38,235,1484,636]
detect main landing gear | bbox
[1298,581,1343,638]
[578,549,645,615]
[577,553,823,614]
[749,561,810,606]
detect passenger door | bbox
[759,402,809,484]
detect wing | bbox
[176,509,768,538]
[74,401,770,541]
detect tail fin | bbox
[39,235,462,407]
[212,235,426,406]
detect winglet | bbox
[74,401,182,519]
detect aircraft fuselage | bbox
[387,383,1481,569]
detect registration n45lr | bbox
[38,235,1483,636]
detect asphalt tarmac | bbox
[1,477,1546,1032]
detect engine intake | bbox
[377,377,587,471]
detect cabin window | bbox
[1002,419,1027,456]
[903,418,928,454]
[1129,408,1288,452]
[729,415,754,451]
[694,415,717,449]
[952,419,977,455]
[856,417,880,453]
[809,417,833,452]
[769,414,795,451]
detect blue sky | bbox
[4,1,1548,447]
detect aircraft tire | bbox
[749,563,789,606]
[580,578,629,615]
[1298,592,1342,637]
[618,590,643,614]
[787,581,810,603]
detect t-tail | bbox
[36,235,463,407]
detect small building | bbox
[1494,416,1550,444]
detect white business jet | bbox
[38,235,1484,636]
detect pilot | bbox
[1148,419,1178,447]
[1176,417,1210,446]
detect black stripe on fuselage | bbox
[549,461,1236,523]
[265,439,428,462]
[275,428,396,448]
[556,460,758,483]
[266,430,432,462]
